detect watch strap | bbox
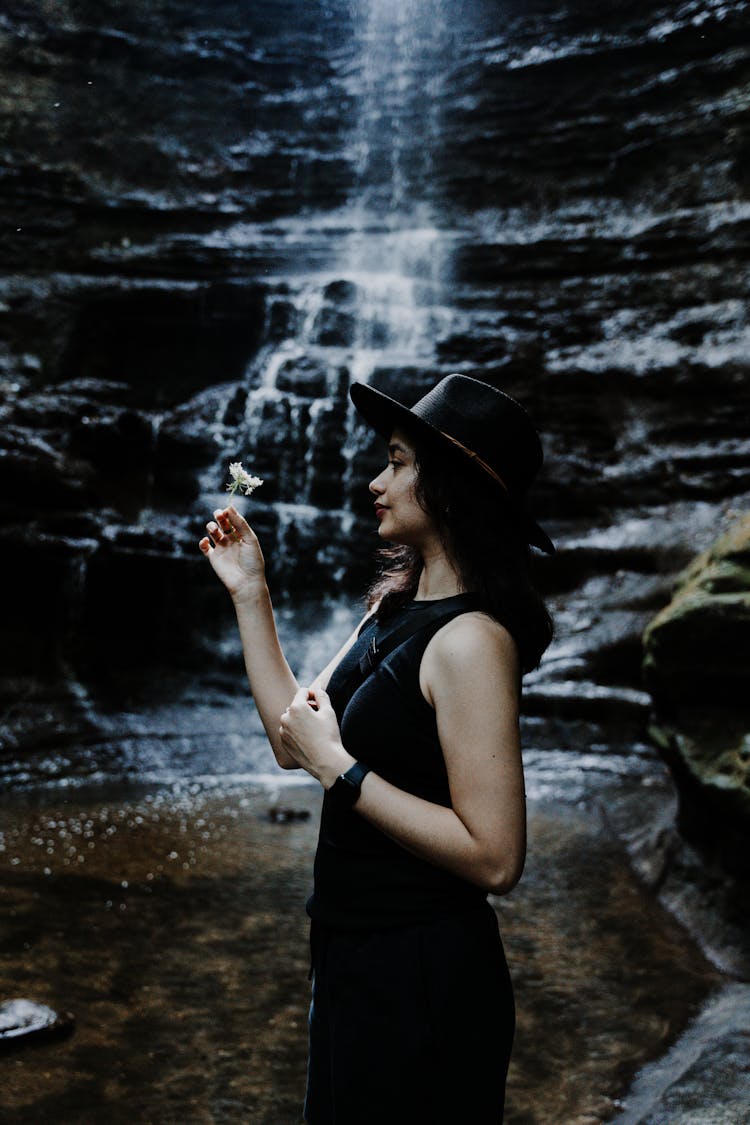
[343,761,370,789]
[329,760,371,809]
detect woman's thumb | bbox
[307,686,328,708]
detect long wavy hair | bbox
[364,428,554,675]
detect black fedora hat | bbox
[349,373,554,554]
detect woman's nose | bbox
[369,471,386,496]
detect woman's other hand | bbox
[198,505,266,601]
[279,687,353,787]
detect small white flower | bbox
[226,461,264,497]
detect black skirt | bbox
[304,903,515,1125]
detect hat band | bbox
[439,430,509,494]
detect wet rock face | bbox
[610,981,750,1123]
[58,284,266,407]
[643,514,750,875]
[437,2,750,213]
[639,1029,750,1125]
[0,0,356,263]
[1,0,749,766]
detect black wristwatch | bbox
[328,761,371,809]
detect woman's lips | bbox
[375,505,388,520]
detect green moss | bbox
[643,513,750,706]
[643,513,750,870]
[699,560,750,595]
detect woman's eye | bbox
[388,460,401,469]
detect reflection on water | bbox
[0,778,719,1124]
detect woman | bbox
[198,374,554,1124]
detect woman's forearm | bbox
[341,770,522,896]
[232,583,301,768]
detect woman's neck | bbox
[415,546,464,601]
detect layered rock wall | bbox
[1,0,749,765]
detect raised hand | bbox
[198,504,267,600]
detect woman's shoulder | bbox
[422,609,519,676]
[435,607,516,646]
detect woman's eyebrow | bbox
[388,442,408,455]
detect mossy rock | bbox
[643,512,750,706]
[643,512,750,875]
[649,713,750,876]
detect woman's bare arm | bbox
[229,582,303,768]
[200,505,376,769]
[352,614,525,893]
[199,506,298,767]
[279,612,525,894]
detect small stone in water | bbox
[0,1000,74,1049]
[267,806,311,824]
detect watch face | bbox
[330,773,359,809]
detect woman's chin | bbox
[378,525,413,548]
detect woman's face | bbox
[368,429,436,546]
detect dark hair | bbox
[365,430,554,675]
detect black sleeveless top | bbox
[306,593,492,930]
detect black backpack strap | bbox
[340,596,484,701]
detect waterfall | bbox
[348,0,453,216]
[199,0,461,589]
[138,410,165,525]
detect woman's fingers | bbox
[206,519,226,545]
[199,507,262,574]
[226,505,255,538]
[279,709,294,753]
[218,510,259,544]
[291,687,312,710]
[198,521,229,556]
[212,507,249,545]
[306,687,321,711]
[306,686,329,711]
[213,509,233,534]
[199,514,235,551]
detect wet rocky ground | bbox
[0,770,738,1125]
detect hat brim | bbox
[349,382,555,554]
